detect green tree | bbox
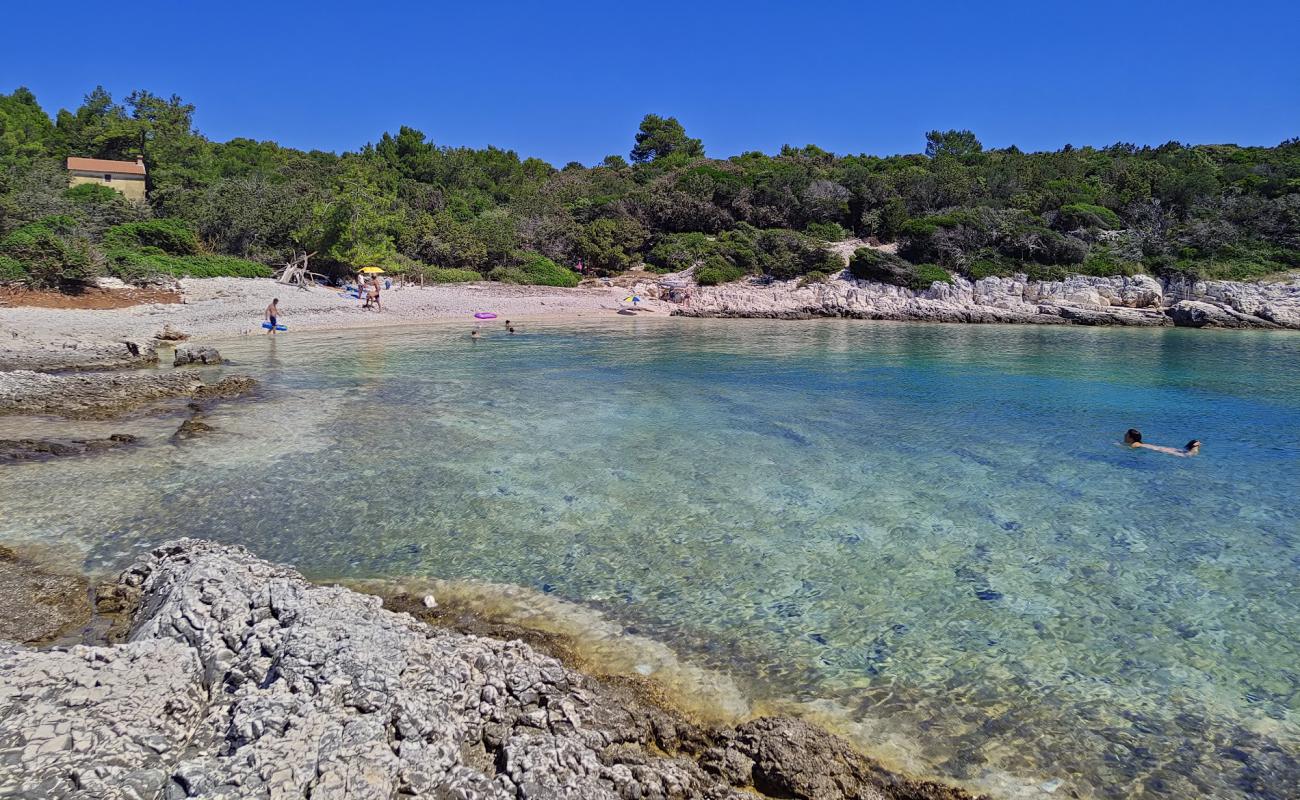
[630,114,704,163]
[0,87,54,169]
[925,129,983,161]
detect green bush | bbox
[797,270,830,287]
[103,218,199,255]
[426,267,483,283]
[519,251,580,287]
[695,256,747,285]
[1078,250,1143,277]
[0,216,94,287]
[848,247,913,284]
[490,252,579,287]
[912,264,953,290]
[107,249,271,280]
[1056,203,1123,231]
[965,257,1016,280]
[64,182,123,204]
[804,221,849,241]
[645,232,716,272]
[0,254,27,282]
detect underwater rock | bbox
[0,545,92,644]
[0,433,137,461]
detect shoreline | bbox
[3,271,1298,375]
[0,539,989,800]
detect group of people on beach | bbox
[359,275,383,311]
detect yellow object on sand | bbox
[359,266,386,274]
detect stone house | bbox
[66,156,147,202]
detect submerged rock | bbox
[0,545,91,645]
[0,433,137,461]
[172,345,223,366]
[0,540,984,800]
[0,371,256,418]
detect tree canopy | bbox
[1,85,1298,288]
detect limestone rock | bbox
[644,272,1300,330]
[173,345,222,366]
[0,540,985,800]
[0,433,137,461]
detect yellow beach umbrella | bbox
[359,266,385,274]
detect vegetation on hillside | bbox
[1,85,1298,289]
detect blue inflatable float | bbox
[261,322,288,331]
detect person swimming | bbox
[1124,429,1201,457]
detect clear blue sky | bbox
[4,0,1298,164]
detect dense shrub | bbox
[1078,250,1144,277]
[64,182,124,204]
[804,221,850,241]
[490,252,579,287]
[913,264,953,290]
[102,218,199,255]
[107,249,271,280]
[695,256,747,285]
[797,270,830,287]
[848,247,914,285]
[426,267,483,283]
[965,257,1016,280]
[0,216,94,287]
[645,232,716,272]
[1056,203,1123,231]
[0,254,26,281]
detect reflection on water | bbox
[2,319,1297,799]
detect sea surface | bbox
[2,318,1297,799]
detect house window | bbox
[104,173,113,181]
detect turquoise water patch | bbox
[1,319,1297,798]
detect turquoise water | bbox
[2,319,1298,798]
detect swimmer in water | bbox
[1123,429,1201,457]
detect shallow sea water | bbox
[2,318,1297,798]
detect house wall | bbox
[68,171,147,203]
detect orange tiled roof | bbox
[66,157,146,175]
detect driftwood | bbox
[275,251,324,288]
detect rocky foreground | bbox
[0,540,980,800]
[641,272,1300,329]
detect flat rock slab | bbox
[0,371,254,419]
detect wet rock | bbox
[0,371,254,418]
[0,370,203,418]
[0,540,985,800]
[155,324,190,342]
[171,417,215,441]
[0,336,159,372]
[191,374,256,401]
[0,433,137,461]
[172,345,222,366]
[1166,300,1278,329]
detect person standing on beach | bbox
[264,298,280,335]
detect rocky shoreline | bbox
[640,272,1300,329]
[0,540,985,800]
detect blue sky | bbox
[3,0,1298,164]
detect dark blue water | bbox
[2,319,1296,799]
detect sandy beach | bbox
[1,278,668,346]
